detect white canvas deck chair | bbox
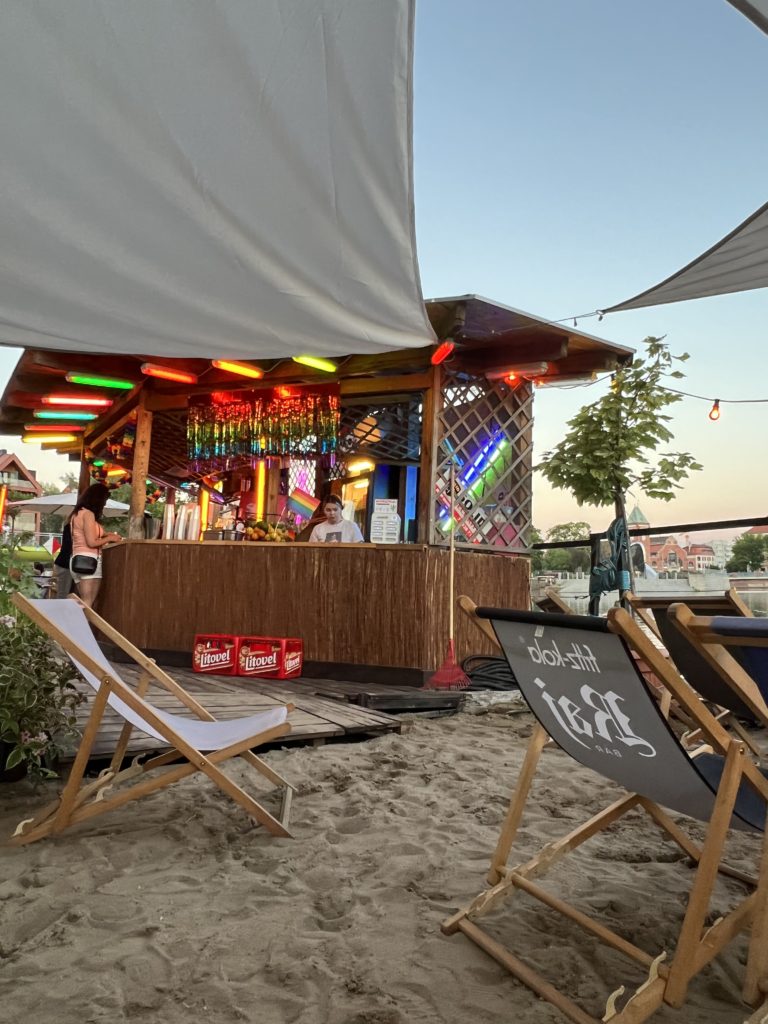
[443,605,768,1024]
[10,595,296,845]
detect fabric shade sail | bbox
[606,3,766,313]
[0,1,433,359]
[605,201,768,312]
[726,1,768,34]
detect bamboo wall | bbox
[99,542,529,678]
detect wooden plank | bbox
[66,663,402,764]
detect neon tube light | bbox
[65,373,134,389]
[33,410,98,420]
[140,363,198,384]
[199,489,210,541]
[25,423,84,432]
[41,395,113,408]
[212,360,264,380]
[292,355,337,373]
[22,433,78,444]
[254,461,266,522]
[431,341,455,365]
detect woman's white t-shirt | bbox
[309,519,364,543]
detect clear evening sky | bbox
[2,0,766,533]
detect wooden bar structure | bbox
[98,540,528,681]
[0,294,633,682]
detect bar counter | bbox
[99,541,529,683]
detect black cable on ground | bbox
[461,654,519,691]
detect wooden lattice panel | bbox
[432,370,533,551]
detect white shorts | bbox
[69,555,103,584]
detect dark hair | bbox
[323,495,343,508]
[71,483,111,523]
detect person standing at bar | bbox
[69,483,123,607]
[309,495,364,543]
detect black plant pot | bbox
[0,740,27,783]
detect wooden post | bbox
[417,365,441,544]
[128,394,152,540]
[78,442,91,494]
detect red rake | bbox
[423,465,471,691]
[425,638,471,690]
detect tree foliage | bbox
[537,338,703,509]
[726,534,767,573]
[543,521,591,573]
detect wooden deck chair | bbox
[626,590,764,748]
[534,587,574,615]
[443,605,768,1024]
[10,595,296,845]
[667,605,768,731]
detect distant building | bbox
[625,503,715,573]
[0,450,43,534]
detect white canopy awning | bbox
[0,1,433,359]
[7,492,129,518]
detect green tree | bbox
[543,548,573,573]
[528,526,545,573]
[545,521,591,573]
[59,471,80,491]
[726,534,767,573]
[538,338,702,597]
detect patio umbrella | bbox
[6,492,129,518]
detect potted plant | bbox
[0,541,84,783]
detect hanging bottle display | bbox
[187,384,339,474]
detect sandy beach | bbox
[0,701,761,1024]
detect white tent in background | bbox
[604,1,767,313]
[7,492,129,519]
[0,1,433,360]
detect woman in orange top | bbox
[68,483,123,607]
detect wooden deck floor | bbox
[68,665,403,763]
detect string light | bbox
[292,355,338,373]
[211,360,264,380]
[709,399,721,421]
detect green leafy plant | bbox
[0,542,83,783]
[538,337,703,515]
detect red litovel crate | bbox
[192,634,238,675]
[236,636,303,679]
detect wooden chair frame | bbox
[9,594,296,845]
[445,601,768,1024]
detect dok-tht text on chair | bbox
[9,595,296,845]
[442,605,768,1024]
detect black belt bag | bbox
[71,554,98,576]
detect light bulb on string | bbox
[708,399,721,421]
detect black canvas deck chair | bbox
[443,605,768,1024]
[9,595,296,845]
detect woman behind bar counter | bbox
[309,495,364,543]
